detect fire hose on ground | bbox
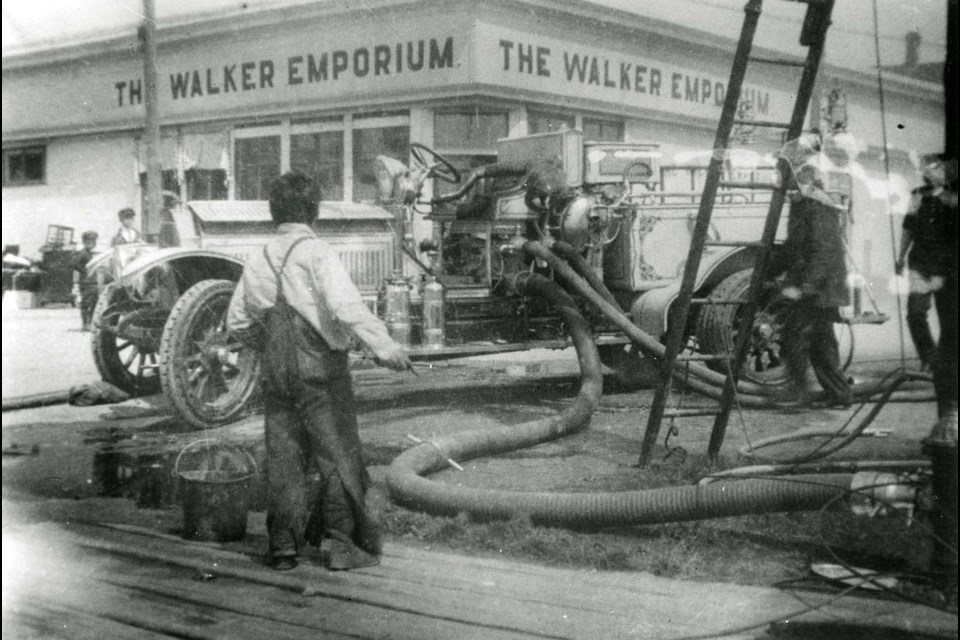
[386,270,862,527]
[735,370,935,464]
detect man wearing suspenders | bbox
[227,172,411,571]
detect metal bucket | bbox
[174,439,258,542]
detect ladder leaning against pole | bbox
[638,0,836,466]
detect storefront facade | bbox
[2,0,944,284]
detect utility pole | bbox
[946,0,957,159]
[141,0,162,240]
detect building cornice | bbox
[2,0,942,102]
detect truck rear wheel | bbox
[695,268,790,392]
[159,279,259,430]
[91,284,162,395]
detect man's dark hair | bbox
[118,207,136,220]
[269,172,321,225]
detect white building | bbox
[2,0,944,285]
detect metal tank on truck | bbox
[95,128,841,429]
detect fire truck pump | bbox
[383,139,933,529]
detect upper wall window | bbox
[583,117,624,142]
[528,110,575,135]
[3,146,46,186]
[235,136,281,200]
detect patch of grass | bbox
[370,454,937,592]
[375,498,810,584]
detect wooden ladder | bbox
[638,0,836,466]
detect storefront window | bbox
[528,110,575,135]
[583,117,624,142]
[185,169,228,201]
[139,170,181,196]
[180,132,229,201]
[235,136,281,200]
[434,110,508,195]
[291,131,344,201]
[435,112,508,149]
[352,126,409,202]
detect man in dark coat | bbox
[895,155,955,371]
[778,134,852,408]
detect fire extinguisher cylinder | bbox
[422,274,445,348]
[384,273,412,347]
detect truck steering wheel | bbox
[410,143,461,184]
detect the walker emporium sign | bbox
[474,23,793,123]
[107,20,788,120]
[112,38,455,107]
[3,14,793,136]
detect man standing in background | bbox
[895,155,954,371]
[778,133,853,409]
[72,231,100,332]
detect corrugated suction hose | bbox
[386,271,855,527]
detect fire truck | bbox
[93,128,801,429]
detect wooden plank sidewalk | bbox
[3,520,956,640]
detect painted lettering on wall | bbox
[113,37,454,107]
[497,39,770,115]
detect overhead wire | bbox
[668,0,948,49]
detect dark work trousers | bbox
[906,290,937,368]
[782,303,852,404]
[263,372,379,559]
[79,287,98,328]
[932,271,958,418]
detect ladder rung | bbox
[718,181,780,190]
[732,119,794,129]
[690,297,745,305]
[676,353,732,362]
[748,55,806,67]
[704,240,765,248]
[664,408,722,418]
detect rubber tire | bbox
[695,268,790,392]
[91,283,162,396]
[159,279,260,430]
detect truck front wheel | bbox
[159,279,260,430]
[91,284,163,396]
[695,268,790,392]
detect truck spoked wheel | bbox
[91,283,162,396]
[160,280,259,430]
[695,268,790,393]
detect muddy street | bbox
[3,306,956,639]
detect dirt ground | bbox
[2,355,947,602]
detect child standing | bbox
[111,208,143,246]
